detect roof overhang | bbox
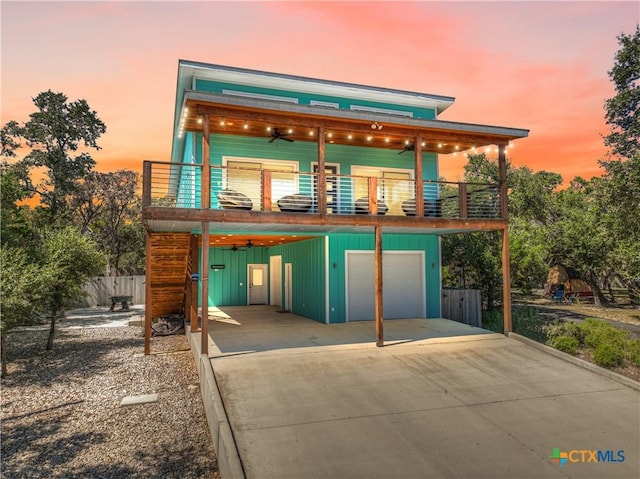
[171,89,528,162]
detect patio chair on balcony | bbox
[354,197,388,215]
[277,193,313,213]
[217,189,253,210]
[401,198,439,217]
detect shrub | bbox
[546,320,585,347]
[593,343,625,368]
[481,307,548,342]
[627,339,640,367]
[482,310,503,333]
[582,319,629,349]
[512,306,547,343]
[548,335,580,355]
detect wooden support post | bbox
[414,136,424,217]
[144,231,152,355]
[498,144,512,333]
[368,177,378,215]
[317,127,327,216]
[502,227,512,333]
[201,222,210,355]
[375,225,384,347]
[498,143,508,220]
[185,271,192,328]
[189,234,199,331]
[202,114,211,209]
[262,170,272,211]
[142,161,151,207]
[459,183,468,218]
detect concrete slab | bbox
[206,306,640,479]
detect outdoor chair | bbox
[277,193,313,213]
[354,197,388,215]
[401,198,439,217]
[217,189,253,210]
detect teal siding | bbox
[197,233,439,323]
[327,233,441,323]
[269,237,326,323]
[204,134,438,180]
[194,79,436,119]
[201,247,269,306]
[176,133,200,208]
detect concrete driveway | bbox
[207,306,639,479]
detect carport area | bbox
[191,306,639,479]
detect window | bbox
[224,158,298,211]
[312,163,340,214]
[310,100,339,108]
[221,89,299,104]
[349,105,413,118]
[351,166,413,215]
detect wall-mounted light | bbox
[370,122,382,130]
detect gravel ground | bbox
[1,318,219,479]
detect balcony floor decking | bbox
[143,206,506,235]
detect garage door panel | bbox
[347,252,424,321]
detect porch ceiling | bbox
[200,233,317,248]
[178,91,529,157]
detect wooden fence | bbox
[77,276,145,307]
[441,289,482,327]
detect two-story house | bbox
[142,60,528,354]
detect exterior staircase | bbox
[147,232,194,318]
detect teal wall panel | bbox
[327,233,440,323]
[198,247,269,306]
[194,79,437,119]
[269,237,326,323]
[196,233,439,323]
[203,134,437,181]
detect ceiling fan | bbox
[223,244,245,252]
[398,142,415,154]
[222,240,263,251]
[268,128,294,143]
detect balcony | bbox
[142,161,505,232]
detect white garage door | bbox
[346,251,425,321]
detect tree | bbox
[603,26,640,159]
[508,217,548,294]
[38,227,106,350]
[597,27,640,301]
[0,161,36,248]
[69,170,145,275]
[545,179,611,307]
[3,90,106,223]
[0,247,45,377]
[442,153,561,303]
[442,231,503,309]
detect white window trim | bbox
[349,104,413,117]
[310,162,340,174]
[222,89,299,104]
[350,165,414,179]
[222,156,300,172]
[310,100,339,108]
[222,156,301,207]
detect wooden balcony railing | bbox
[143,161,502,220]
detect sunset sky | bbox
[2,1,638,182]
